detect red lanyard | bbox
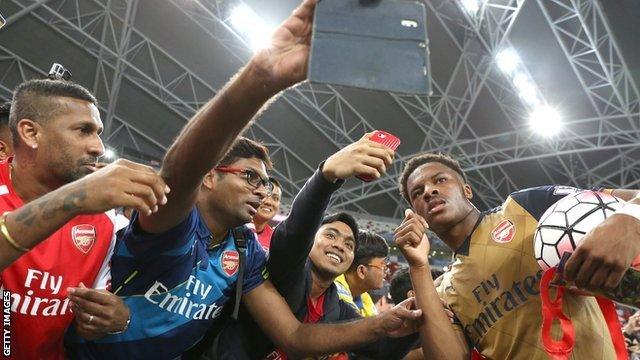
[539,267,628,360]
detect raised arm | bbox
[269,133,394,289]
[0,159,167,270]
[395,209,469,360]
[138,0,318,234]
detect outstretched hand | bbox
[378,297,423,338]
[250,0,318,90]
[322,132,395,182]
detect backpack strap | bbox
[231,226,248,320]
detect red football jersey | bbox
[0,160,116,359]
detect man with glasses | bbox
[211,136,418,359]
[335,230,390,317]
[66,0,422,357]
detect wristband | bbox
[611,203,640,222]
[0,212,30,252]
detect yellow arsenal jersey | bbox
[436,185,616,359]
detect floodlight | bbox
[529,106,562,137]
[104,149,117,160]
[230,5,274,53]
[496,49,519,75]
[461,0,480,15]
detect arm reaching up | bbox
[139,0,318,234]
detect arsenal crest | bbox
[71,225,96,254]
[221,250,240,277]
[491,219,515,244]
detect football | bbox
[534,190,624,270]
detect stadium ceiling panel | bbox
[0,0,638,222]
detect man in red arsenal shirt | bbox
[0,79,168,359]
[253,177,282,250]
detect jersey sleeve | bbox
[509,185,585,221]
[241,233,269,294]
[118,208,199,258]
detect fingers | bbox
[364,146,395,167]
[359,156,387,177]
[292,0,318,18]
[125,182,165,216]
[394,304,422,320]
[573,255,600,290]
[604,266,626,292]
[68,286,112,305]
[563,249,584,283]
[117,161,170,204]
[97,160,170,215]
[565,244,627,292]
[73,304,108,329]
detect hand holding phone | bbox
[357,130,401,182]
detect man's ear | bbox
[16,118,40,149]
[202,170,217,190]
[0,140,10,161]
[463,183,473,200]
[357,264,367,280]
[407,289,415,299]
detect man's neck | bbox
[11,156,59,203]
[344,271,365,298]
[196,200,232,246]
[438,207,482,252]
[309,268,334,301]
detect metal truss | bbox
[8,0,328,200]
[170,0,405,215]
[0,44,166,153]
[334,0,526,213]
[536,0,640,190]
[330,1,640,211]
[6,0,638,219]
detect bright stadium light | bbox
[104,148,116,160]
[230,4,274,53]
[461,0,480,15]
[529,106,562,137]
[496,49,520,75]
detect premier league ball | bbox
[534,190,624,270]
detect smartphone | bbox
[308,0,432,95]
[357,131,401,182]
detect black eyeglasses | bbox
[215,166,274,194]
[365,263,390,274]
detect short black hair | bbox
[390,267,412,304]
[218,137,272,169]
[10,79,97,146]
[268,176,281,190]
[320,212,359,243]
[399,152,466,204]
[0,102,10,129]
[348,230,389,272]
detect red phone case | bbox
[358,131,401,182]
